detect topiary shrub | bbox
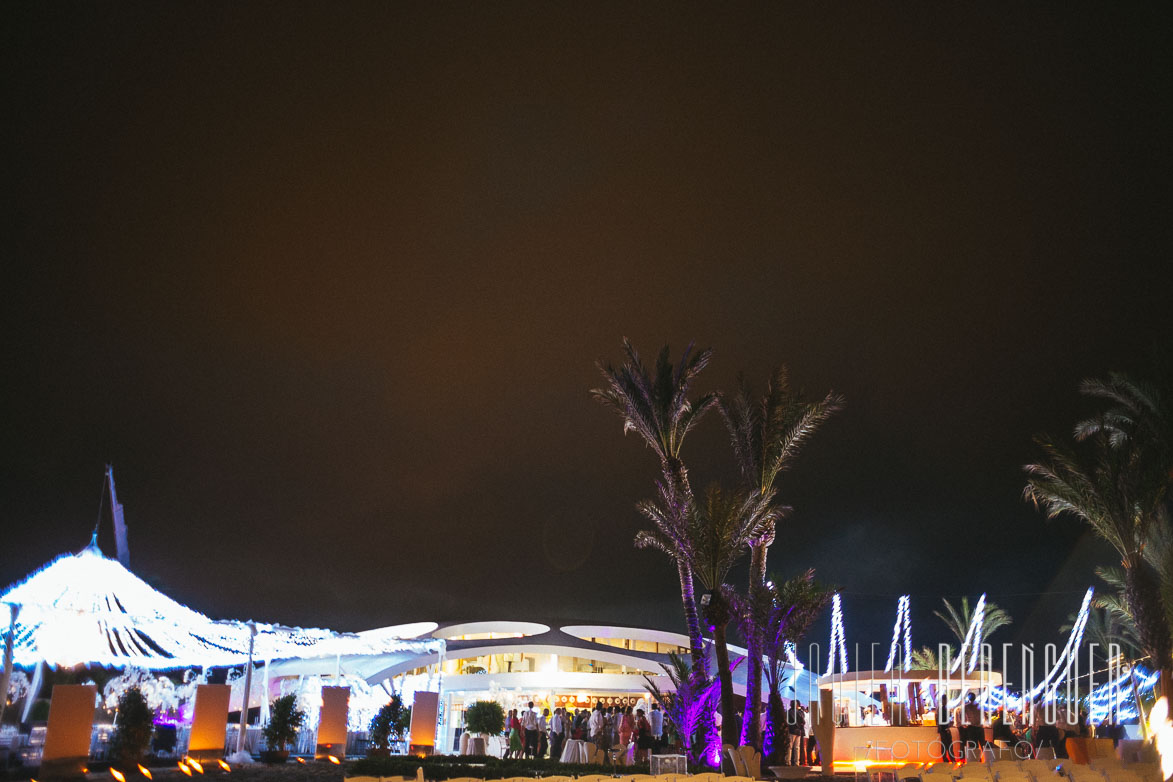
[108,687,154,770]
[462,700,504,736]
[262,694,307,751]
[369,695,410,750]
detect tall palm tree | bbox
[638,483,776,745]
[1026,425,1172,694]
[1075,374,1173,648]
[593,339,719,670]
[718,367,843,746]
[734,570,831,764]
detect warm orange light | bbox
[186,759,204,774]
[831,761,918,772]
[138,764,153,779]
[178,763,192,777]
[111,768,127,782]
[327,755,341,765]
[296,758,306,764]
[217,760,231,772]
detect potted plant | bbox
[462,700,504,754]
[261,694,306,763]
[368,695,411,757]
[109,687,154,772]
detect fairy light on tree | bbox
[884,595,911,673]
[828,593,848,675]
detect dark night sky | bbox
[4,3,1171,670]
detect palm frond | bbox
[687,484,779,591]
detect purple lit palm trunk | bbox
[665,456,708,675]
[740,544,767,748]
[678,561,707,671]
[712,616,739,746]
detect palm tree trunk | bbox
[713,620,740,746]
[664,456,708,674]
[741,544,767,748]
[765,685,785,766]
[678,560,707,674]
[1125,557,1172,694]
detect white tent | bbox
[0,543,442,670]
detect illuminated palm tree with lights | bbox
[637,483,778,746]
[592,339,719,671]
[718,367,842,746]
[1025,373,1172,695]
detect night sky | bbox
[5,4,1171,671]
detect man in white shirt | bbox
[649,703,664,752]
[522,701,539,758]
[588,704,605,742]
[538,708,550,758]
[550,707,565,759]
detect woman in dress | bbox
[634,708,652,763]
[506,709,523,759]
[619,705,634,748]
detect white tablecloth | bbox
[560,739,591,764]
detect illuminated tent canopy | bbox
[0,543,441,669]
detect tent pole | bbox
[21,659,42,723]
[0,604,18,726]
[236,622,257,755]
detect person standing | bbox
[550,707,565,759]
[787,700,805,766]
[649,703,664,753]
[619,705,635,748]
[538,708,550,759]
[589,703,605,745]
[506,709,523,759]
[522,701,539,758]
[635,708,653,763]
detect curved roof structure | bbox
[0,545,441,669]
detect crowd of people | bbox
[496,701,666,763]
[931,692,1127,762]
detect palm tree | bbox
[910,645,944,670]
[1075,374,1173,648]
[1025,424,1172,695]
[639,483,776,745]
[718,367,843,746]
[934,596,1012,660]
[643,652,720,767]
[734,570,831,764]
[593,339,719,670]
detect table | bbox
[651,753,687,775]
[560,739,592,764]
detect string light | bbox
[1087,665,1158,722]
[828,593,848,675]
[1027,587,1093,702]
[949,593,986,674]
[884,595,911,673]
[0,547,442,668]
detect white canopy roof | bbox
[0,545,441,669]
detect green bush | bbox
[262,694,307,750]
[462,700,505,736]
[108,688,154,769]
[369,695,411,749]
